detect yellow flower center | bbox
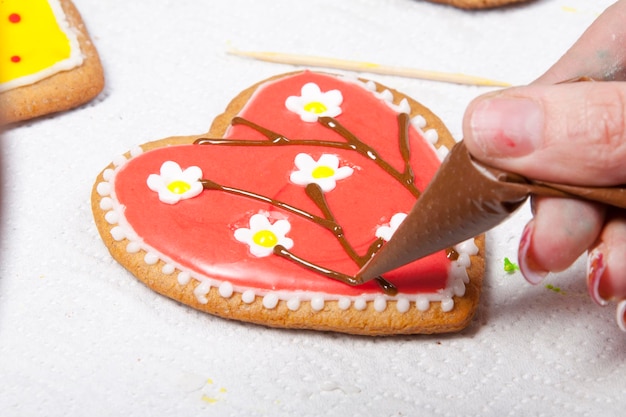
[303,101,327,114]
[167,180,191,195]
[252,230,279,248]
[312,165,335,179]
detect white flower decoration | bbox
[147,161,204,204]
[375,213,408,242]
[234,214,294,257]
[285,82,343,122]
[290,153,354,192]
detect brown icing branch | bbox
[200,179,396,294]
[195,114,421,197]
[195,117,348,149]
[273,245,397,295]
[304,183,363,264]
[303,184,397,293]
[317,115,420,197]
[396,113,416,190]
[195,114,431,294]
[200,179,337,232]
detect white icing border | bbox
[96,75,477,314]
[0,0,84,93]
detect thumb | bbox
[463,81,626,186]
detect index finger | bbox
[536,0,626,84]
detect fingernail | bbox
[470,97,544,158]
[587,246,610,306]
[518,221,548,285]
[616,300,626,332]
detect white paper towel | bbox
[1,1,623,416]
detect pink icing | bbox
[112,72,450,296]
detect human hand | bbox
[462,0,626,331]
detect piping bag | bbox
[356,140,626,282]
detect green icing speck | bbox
[503,257,520,273]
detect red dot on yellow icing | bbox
[0,0,78,86]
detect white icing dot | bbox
[144,252,159,265]
[337,298,351,310]
[263,294,279,309]
[286,297,301,311]
[104,211,119,224]
[451,264,470,285]
[123,229,139,241]
[416,296,430,311]
[456,239,479,256]
[218,282,234,298]
[379,89,393,101]
[110,226,126,241]
[99,197,113,210]
[177,271,191,285]
[241,290,255,304]
[310,297,324,312]
[193,281,211,304]
[365,80,377,91]
[453,278,466,297]
[102,168,115,181]
[96,182,111,197]
[424,128,439,144]
[129,146,143,157]
[126,241,141,253]
[112,154,127,167]
[396,298,410,313]
[440,297,454,312]
[397,98,410,114]
[373,296,387,312]
[411,115,426,129]
[354,298,367,311]
[456,253,471,268]
[436,146,449,161]
[161,264,175,275]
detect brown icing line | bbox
[273,245,397,295]
[357,140,626,282]
[201,178,398,295]
[193,113,433,295]
[196,114,421,197]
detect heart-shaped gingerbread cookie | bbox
[92,71,484,335]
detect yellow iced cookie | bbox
[0,0,83,92]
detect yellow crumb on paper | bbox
[199,378,227,405]
[201,394,219,404]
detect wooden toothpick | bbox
[227,48,510,87]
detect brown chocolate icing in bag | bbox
[357,140,626,282]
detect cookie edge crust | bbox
[91,71,485,335]
[0,0,105,125]
[426,0,531,9]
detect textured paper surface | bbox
[0,1,623,416]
